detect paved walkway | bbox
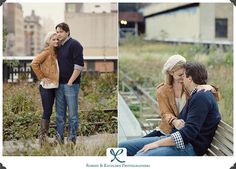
[3,133,116,155]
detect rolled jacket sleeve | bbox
[74,64,84,71]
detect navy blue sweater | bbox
[57,38,84,84]
[173,90,221,156]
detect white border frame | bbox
[0,0,235,169]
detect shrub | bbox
[3,73,118,141]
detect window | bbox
[215,18,228,38]
[87,61,95,71]
[67,4,76,13]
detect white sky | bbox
[21,3,65,27]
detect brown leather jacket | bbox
[156,83,182,134]
[31,46,59,84]
[156,83,220,134]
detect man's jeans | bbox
[119,136,196,156]
[56,84,80,143]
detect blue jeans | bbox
[119,136,196,156]
[56,84,80,143]
[39,85,55,120]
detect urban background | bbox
[118,3,233,156]
[3,3,118,156]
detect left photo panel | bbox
[2,3,118,156]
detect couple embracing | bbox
[119,55,221,156]
[31,22,84,146]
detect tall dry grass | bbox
[119,37,233,126]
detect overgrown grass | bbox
[3,73,118,141]
[119,36,233,126]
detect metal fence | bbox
[3,56,118,83]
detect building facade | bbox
[143,3,233,43]
[119,3,146,38]
[3,3,25,56]
[24,10,42,56]
[65,3,118,72]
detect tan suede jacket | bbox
[156,83,182,134]
[31,46,59,84]
[156,83,220,134]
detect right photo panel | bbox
[118,3,233,156]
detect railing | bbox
[119,71,160,135]
[3,56,118,83]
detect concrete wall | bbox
[199,3,233,42]
[215,3,233,41]
[144,3,233,43]
[14,6,25,55]
[145,6,200,41]
[65,13,118,56]
[143,3,190,16]
[3,3,25,56]
[81,3,116,13]
[199,4,215,41]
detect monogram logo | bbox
[230,162,236,169]
[108,148,126,163]
[0,163,6,169]
[0,0,6,6]
[230,0,236,6]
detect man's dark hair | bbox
[184,61,208,85]
[55,22,70,36]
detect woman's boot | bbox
[39,119,49,147]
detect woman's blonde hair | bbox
[162,54,186,85]
[43,31,57,48]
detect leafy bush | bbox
[3,73,117,141]
[6,91,35,114]
[79,109,117,136]
[3,111,40,140]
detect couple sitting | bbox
[119,55,221,156]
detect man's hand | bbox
[67,81,73,86]
[138,142,159,153]
[172,119,185,130]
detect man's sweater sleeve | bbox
[171,93,210,147]
[72,40,84,70]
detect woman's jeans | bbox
[119,136,196,156]
[39,85,55,120]
[56,84,80,143]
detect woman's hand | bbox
[197,85,215,92]
[172,119,185,130]
[42,78,51,86]
[138,142,159,153]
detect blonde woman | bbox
[31,31,59,146]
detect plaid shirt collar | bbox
[190,87,197,96]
